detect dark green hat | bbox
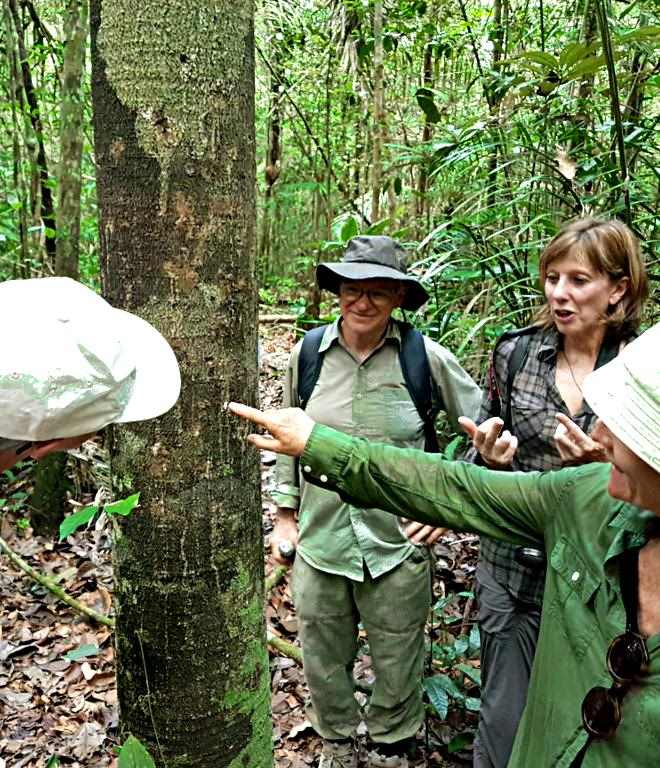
[316,235,429,311]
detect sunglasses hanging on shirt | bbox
[581,545,649,741]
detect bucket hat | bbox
[583,322,659,472]
[0,277,181,441]
[316,236,429,311]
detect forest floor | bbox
[0,318,478,767]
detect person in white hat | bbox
[229,321,660,768]
[0,277,181,472]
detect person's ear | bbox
[609,276,629,306]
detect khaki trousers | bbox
[292,549,432,744]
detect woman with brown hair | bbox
[457,217,649,768]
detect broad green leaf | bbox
[59,505,98,541]
[119,736,156,768]
[0,499,6,508]
[339,216,359,243]
[565,56,607,82]
[415,87,441,123]
[468,623,481,655]
[365,218,390,236]
[65,644,99,661]
[517,51,558,70]
[46,757,61,768]
[428,672,464,701]
[106,493,141,518]
[457,663,481,686]
[618,26,660,43]
[423,676,449,719]
[559,42,591,69]
[448,731,474,753]
[465,696,481,712]
[454,635,468,656]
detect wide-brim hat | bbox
[0,277,181,441]
[316,235,429,311]
[583,323,660,472]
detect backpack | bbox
[297,321,443,453]
[489,326,535,432]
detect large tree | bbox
[90,2,271,766]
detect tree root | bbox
[0,534,115,628]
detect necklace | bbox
[562,351,584,394]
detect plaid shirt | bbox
[467,325,616,604]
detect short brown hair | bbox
[536,217,648,337]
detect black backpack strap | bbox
[398,321,442,453]
[297,325,328,409]
[503,331,534,432]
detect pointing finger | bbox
[228,402,268,427]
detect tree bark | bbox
[90,2,271,766]
[371,0,384,222]
[55,0,88,279]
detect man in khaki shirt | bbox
[271,236,480,768]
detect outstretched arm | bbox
[229,402,558,548]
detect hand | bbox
[228,403,314,457]
[271,508,299,565]
[404,520,447,546]
[0,433,95,473]
[458,416,518,469]
[554,413,608,465]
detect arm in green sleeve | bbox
[301,424,569,546]
[271,342,302,510]
[424,338,482,429]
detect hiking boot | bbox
[318,738,358,768]
[366,748,410,768]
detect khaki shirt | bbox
[272,319,481,580]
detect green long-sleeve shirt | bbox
[300,424,660,768]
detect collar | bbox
[322,318,401,354]
[604,503,653,563]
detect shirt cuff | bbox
[271,484,300,510]
[300,424,354,489]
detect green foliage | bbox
[118,736,157,768]
[64,643,100,661]
[424,591,481,725]
[59,494,140,540]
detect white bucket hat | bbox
[583,323,660,472]
[0,277,181,441]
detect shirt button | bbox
[356,393,363,400]
[571,571,580,582]
[303,465,312,473]
[320,474,328,483]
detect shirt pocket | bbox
[548,535,600,659]
[361,385,423,444]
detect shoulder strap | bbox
[297,325,328,410]
[397,321,442,453]
[503,327,535,432]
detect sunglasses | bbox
[581,630,649,739]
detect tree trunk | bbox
[55,0,88,279]
[90,2,271,766]
[371,0,383,222]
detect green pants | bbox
[292,549,432,743]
